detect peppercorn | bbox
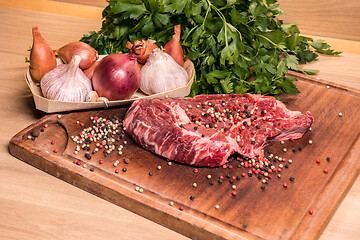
[290,177,294,181]
[261,185,265,189]
[326,157,331,161]
[190,196,195,200]
[122,167,127,172]
[149,171,153,176]
[31,129,40,137]
[209,181,214,185]
[85,153,91,160]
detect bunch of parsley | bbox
[81,0,340,97]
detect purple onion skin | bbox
[92,53,141,101]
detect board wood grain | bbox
[9,72,360,240]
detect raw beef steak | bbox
[123,94,314,167]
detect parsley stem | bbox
[183,26,199,44]
[255,33,286,53]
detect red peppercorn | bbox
[80,123,84,127]
[324,169,328,173]
[51,141,55,145]
[44,123,48,128]
[228,165,233,169]
[241,173,246,177]
[193,168,199,173]
[99,159,104,164]
[222,165,227,169]
[53,149,58,153]
[277,168,282,172]
[219,175,224,179]
[231,176,236,180]
[179,206,184,211]
[115,169,119,173]
[94,117,98,121]
[268,169,272,173]
[283,183,288,188]
[309,209,314,215]
[231,191,237,196]
[76,161,81,165]
[99,145,103,149]
[316,159,321,164]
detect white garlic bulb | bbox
[41,55,93,102]
[140,48,188,95]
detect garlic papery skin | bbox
[140,48,189,95]
[41,55,93,102]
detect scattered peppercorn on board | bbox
[9,72,360,240]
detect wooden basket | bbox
[25,57,195,113]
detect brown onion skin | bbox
[55,41,98,70]
[164,25,184,66]
[29,26,57,83]
[83,61,99,80]
[92,53,141,101]
[126,40,158,64]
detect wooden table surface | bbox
[0,1,359,239]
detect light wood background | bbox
[0,0,359,240]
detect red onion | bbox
[92,53,141,101]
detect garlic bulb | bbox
[41,55,92,102]
[140,48,188,95]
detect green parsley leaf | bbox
[81,0,340,99]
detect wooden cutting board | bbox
[9,72,360,240]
